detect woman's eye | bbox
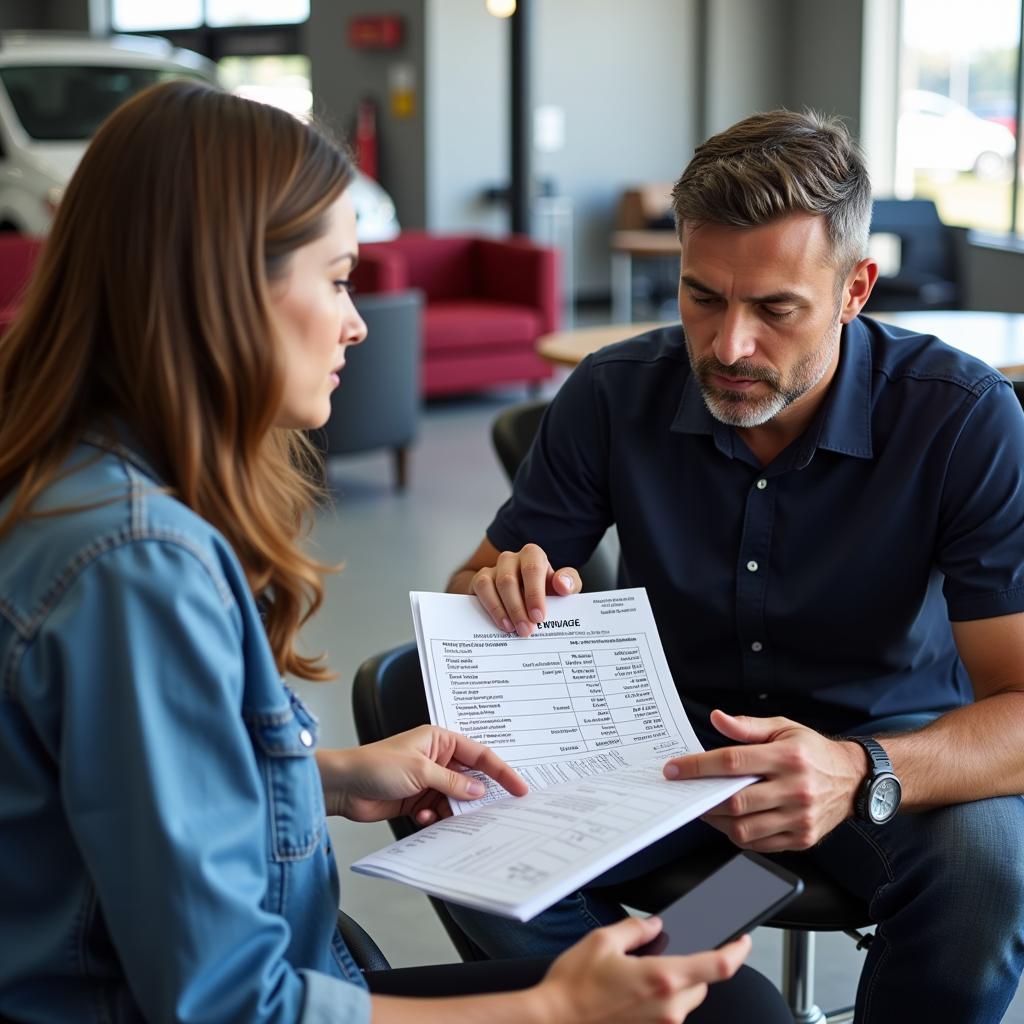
[333,279,356,295]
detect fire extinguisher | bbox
[355,97,379,182]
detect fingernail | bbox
[559,575,574,591]
[664,764,680,778]
[466,780,485,797]
[516,621,531,637]
[502,617,513,632]
[529,607,544,623]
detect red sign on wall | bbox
[348,15,404,50]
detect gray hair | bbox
[671,109,872,275]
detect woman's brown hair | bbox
[0,80,353,680]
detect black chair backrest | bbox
[491,399,548,481]
[490,401,619,592]
[866,198,961,312]
[352,644,489,962]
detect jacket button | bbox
[299,728,314,747]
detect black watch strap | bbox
[850,736,893,775]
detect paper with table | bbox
[351,588,755,921]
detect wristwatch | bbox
[849,736,902,824]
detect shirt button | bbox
[756,479,767,490]
[299,728,314,748]
[751,641,763,652]
[746,560,759,572]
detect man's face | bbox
[678,213,846,429]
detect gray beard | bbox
[688,318,841,429]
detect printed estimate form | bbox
[352,589,755,922]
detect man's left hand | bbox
[663,710,867,851]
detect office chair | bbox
[353,642,874,1023]
[337,909,391,972]
[864,198,963,313]
[491,400,619,593]
[312,290,422,490]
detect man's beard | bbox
[687,318,841,429]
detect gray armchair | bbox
[317,290,422,490]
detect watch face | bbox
[870,776,901,823]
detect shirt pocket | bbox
[246,692,325,861]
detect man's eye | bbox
[689,294,716,306]
[763,306,795,320]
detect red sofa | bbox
[0,235,45,337]
[351,233,559,398]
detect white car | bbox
[898,89,1016,181]
[0,31,400,241]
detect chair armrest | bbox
[336,910,391,972]
[352,245,408,294]
[476,236,560,333]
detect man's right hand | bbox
[454,540,581,637]
[535,917,751,1024]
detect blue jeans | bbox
[447,714,1024,1023]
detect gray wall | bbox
[426,0,701,295]
[305,0,428,230]
[533,0,701,294]
[0,2,47,30]
[0,0,94,31]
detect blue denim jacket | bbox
[0,437,370,1024]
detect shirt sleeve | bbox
[938,377,1024,620]
[28,537,369,1024]
[487,356,614,567]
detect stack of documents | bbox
[352,588,754,921]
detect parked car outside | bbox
[0,31,400,241]
[898,89,1016,180]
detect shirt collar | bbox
[670,317,874,466]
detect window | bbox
[112,0,202,32]
[110,0,310,119]
[896,0,1022,233]
[112,0,307,31]
[218,55,311,120]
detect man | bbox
[446,110,1024,1023]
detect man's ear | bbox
[839,257,879,324]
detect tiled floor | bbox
[292,377,1024,1021]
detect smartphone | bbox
[636,852,804,957]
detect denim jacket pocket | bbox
[246,694,325,862]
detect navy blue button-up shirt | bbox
[487,318,1024,744]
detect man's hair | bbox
[0,80,353,681]
[671,109,872,275]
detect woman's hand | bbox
[536,917,751,1024]
[317,725,529,824]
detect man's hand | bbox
[663,710,867,851]
[466,542,581,637]
[317,725,529,824]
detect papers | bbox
[352,589,754,921]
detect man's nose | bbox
[713,309,757,367]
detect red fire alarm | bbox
[349,15,404,50]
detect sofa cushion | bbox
[424,301,544,354]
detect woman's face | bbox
[271,191,367,430]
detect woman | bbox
[0,81,790,1023]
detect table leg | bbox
[611,250,632,323]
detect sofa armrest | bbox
[476,236,560,333]
[351,244,408,294]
